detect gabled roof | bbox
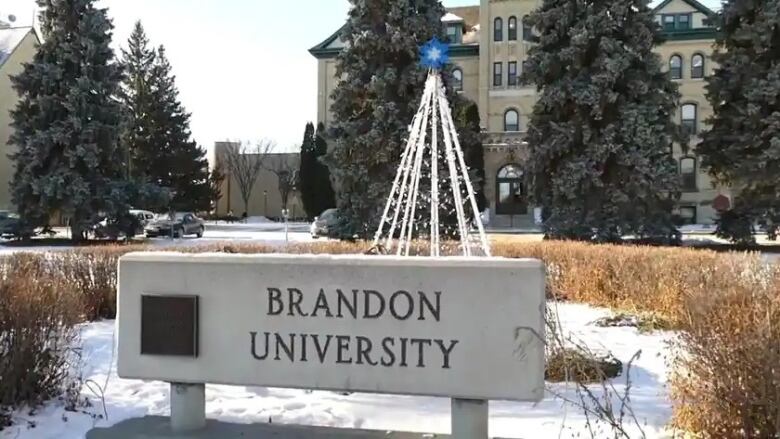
[0,26,33,68]
[653,0,716,16]
[309,24,346,58]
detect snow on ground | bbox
[1,303,676,439]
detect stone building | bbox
[310,0,725,228]
[0,20,38,212]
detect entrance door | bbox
[496,164,528,215]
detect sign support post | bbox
[170,383,205,432]
[451,398,488,439]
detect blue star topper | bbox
[419,38,450,70]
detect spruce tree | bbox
[299,122,336,220]
[698,0,780,244]
[9,0,125,240]
[120,21,156,180]
[326,0,448,239]
[145,46,213,212]
[522,0,682,242]
[454,99,487,212]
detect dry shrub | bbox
[491,240,763,327]
[0,254,82,419]
[545,347,623,383]
[670,264,780,438]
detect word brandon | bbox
[250,287,459,369]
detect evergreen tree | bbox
[120,21,156,180]
[522,0,682,242]
[9,0,125,240]
[299,122,336,220]
[141,45,213,212]
[326,0,447,239]
[209,164,226,212]
[698,0,780,244]
[453,98,487,212]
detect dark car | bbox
[0,211,24,237]
[310,208,339,239]
[145,212,205,238]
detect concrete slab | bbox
[86,416,457,438]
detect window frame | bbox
[508,16,517,41]
[669,54,683,80]
[681,103,698,135]
[522,15,533,41]
[493,62,503,87]
[691,53,705,79]
[662,14,676,31]
[508,61,518,87]
[680,156,698,192]
[452,68,463,91]
[677,13,691,30]
[494,17,503,42]
[504,109,520,132]
[446,25,461,44]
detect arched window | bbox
[508,16,518,41]
[452,68,463,91]
[669,55,682,79]
[494,17,503,42]
[522,15,533,41]
[496,164,527,215]
[681,103,697,134]
[504,109,520,132]
[680,157,697,191]
[691,54,704,78]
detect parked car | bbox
[131,209,156,227]
[92,210,150,240]
[145,212,205,238]
[0,211,24,237]
[310,208,339,239]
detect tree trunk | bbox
[70,222,85,243]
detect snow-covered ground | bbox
[1,303,676,439]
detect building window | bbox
[677,14,691,30]
[494,17,503,42]
[670,55,682,79]
[452,68,463,91]
[504,109,520,132]
[496,164,527,215]
[682,103,698,135]
[522,15,533,41]
[508,16,517,41]
[680,157,697,191]
[691,54,704,78]
[508,61,518,86]
[446,25,461,44]
[493,62,503,87]
[663,15,676,31]
[673,206,697,226]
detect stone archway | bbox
[495,164,527,215]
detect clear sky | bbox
[3,0,722,155]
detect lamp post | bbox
[282,208,289,246]
[263,190,268,217]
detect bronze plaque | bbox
[140,295,199,357]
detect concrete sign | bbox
[117,253,545,402]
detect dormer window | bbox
[663,15,676,31]
[446,24,462,44]
[662,13,693,31]
[678,14,690,29]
